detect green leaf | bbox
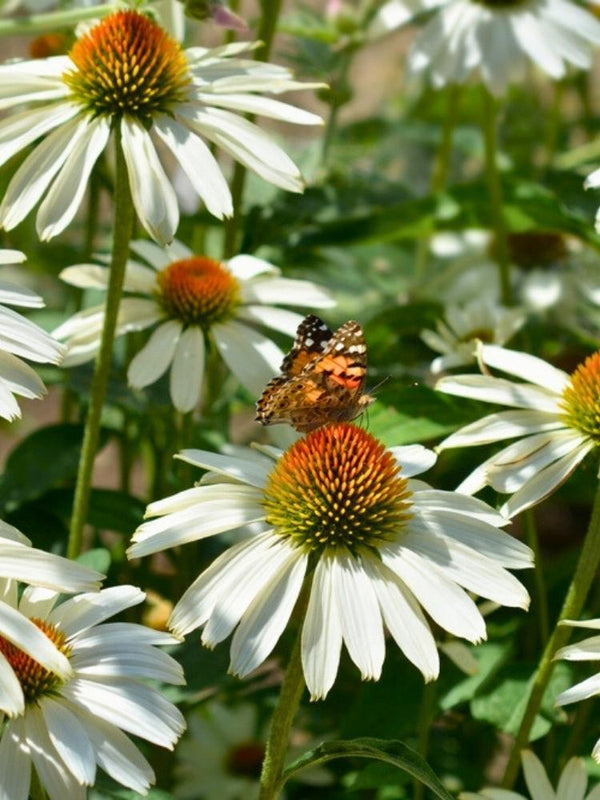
[0,424,111,513]
[77,548,111,575]
[439,642,513,710]
[283,738,455,800]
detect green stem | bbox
[413,681,437,800]
[67,130,134,559]
[258,619,307,799]
[524,510,550,647]
[223,0,284,257]
[481,88,512,307]
[0,3,113,35]
[501,480,600,788]
[414,85,462,287]
[320,47,353,167]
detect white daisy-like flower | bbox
[0,9,323,245]
[421,297,526,374]
[53,239,334,412]
[0,518,103,717]
[437,344,600,518]
[460,749,600,800]
[0,248,65,421]
[174,700,331,799]
[174,702,265,800]
[0,583,185,799]
[556,618,600,763]
[128,422,532,700]
[372,0,600,96]
[419,230,581,314]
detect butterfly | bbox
[255,314,374,433]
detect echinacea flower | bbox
[128,422,532,700]
[371,0,600,96]
[460,749,600,800]
[0,584,185,799]
[421,298,525,374]
[0,249,65,421]
[0,9,322,245]
[556,618,600,763]
[437,344,600,518]
[0,518,103,717]
[53,239,334,411]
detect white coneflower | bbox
[421,297,525,373]
[370,0,600,95]
[53,240,334,411]
[0,9,322,244]
[437,344,600,517]
[0,584,185,798]
[129,422,532,700]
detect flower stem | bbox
[223,0,283,258]
[413,681,437,800]
[481,88,512,306]
[321,46,354,167]
[524,510,549,647]
[414,85,462,287]
[0,3,113,35]
[501,480,600,788]
[30,769,48,800]
[67,129,134,559]
[258,623,306,800]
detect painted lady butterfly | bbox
[256,314,374,433]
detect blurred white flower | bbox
[421,297,526,373]
[370,0,600,95]
[53,240,334,412]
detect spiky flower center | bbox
[262,423,413,553]
[155,257,241,328]
[224,741,265,779]
[561,352,600,441]
[498,231,568,269]
[64,10,191,122]
[0,619,70,704]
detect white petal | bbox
[556,756,587,800]
[169,325,205,412]
[193,90,323,124]
[521,750,556,800]
[412,488,507,527]
[36,117,110,240]
[436,374,561,413]
[128,319,182,388]
[230,544,306,675]
[389,445,437,477]
[501,442,593,518]
[175,447,272,487]
[120,117,179,246]
[202,535,295,647]
[153,114,232,219]
[382,545,486,642]
[0,600,72,680]
[402,530,530,608]
[0,651,24,717]
[39,697,95,785]
[438,410,564,449]
[362,552,439,681]
[213,319,283,396]
[227,254,279,280]
[0,101,78,167]
[48,586,144,638]
[238,305,306,336]
[0,116,84,231]
[480,345,570,393]
[302,553,343,700]
[241,277,334,307]
[0,717,30,800]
